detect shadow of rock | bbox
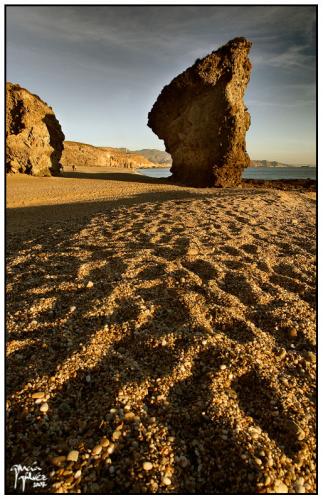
[232,370,302,458]
[61,170,171,183]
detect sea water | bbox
[137,166,317,180]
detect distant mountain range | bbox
[133,149,172,166]
[251,160,292,168]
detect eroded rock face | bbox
[6,83,65,176]
[62,141,154,169]
[148,38,252,187]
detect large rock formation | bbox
[148,38,252,187]
[62,141,155,169]
[6,83,64,176]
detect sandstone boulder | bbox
[148,38,252,187]
[6,82,65,176]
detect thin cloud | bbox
[253,45,315,70]
[247,98,315,109]
[7,5,316,53]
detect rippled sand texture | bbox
[6,176,316,493]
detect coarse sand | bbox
[6,167,316,493]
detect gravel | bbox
[6,174,316,493]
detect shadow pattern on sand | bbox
[6,188,316,493]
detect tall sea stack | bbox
[148,38,252,187]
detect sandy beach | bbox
[6,167,316,493]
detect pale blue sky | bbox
[6,5,316,164]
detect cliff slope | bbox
[62,141,154,169]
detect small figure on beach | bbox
[72,165,76,172]
[59,164,64,174]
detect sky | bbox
[6,5,317,164]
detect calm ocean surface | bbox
[137,167,317,180]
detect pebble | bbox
[143,461,153,471]
[178,456,189,468]
[289,327,298,338]
[92,445,102,456]
[294,478,305,486]
[40,403,49,413]
[274,480,288,493]
[162,476,172,486]
[112,431,122,441]
[161,339,167,347]
[187,247,198,257]
[32,392,45,399]
[86,281,94,288]
[296,428,306,441]
[278,348,287,360]
[220,364,227,370]
[107,445,115,455]
[67,450,79,462]
[85,375,91,383]
[304,351,316,363]
[74,470,82,479]
[124,412,136,420]
[59,402,71,415]
[295,485,306,493]
[70,306,76,313]
[100,437,110,447]
[249,426,261,435]
[51,456,66,466]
